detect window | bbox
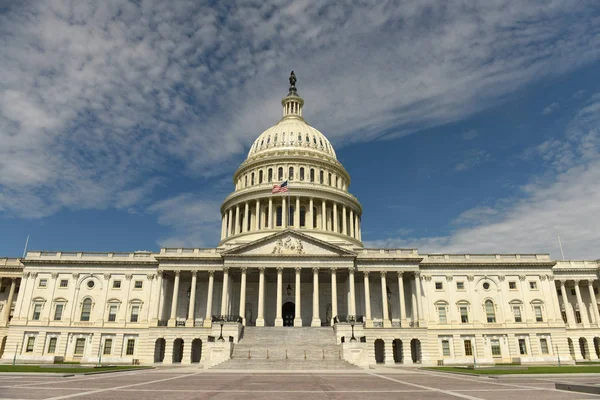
[540,338,549,354]
[26,337,35,352]
[482,282,490,290]
[47,337,57,354]
[509,281,517,290]
[289,167,294,180]
[276,206,282,227]
[32,304,42,320]
[244,175,247,187]
[74,338,85,355]
[438,306,447,323]
[108,305,118,322]
[288,206,295,226]
[485,300,496,323]
[518,338,527,355]
[126,339,135,355]
[319,170,324,184]
[299,207,306,227]
[103,339,112,355]
[130,305,140,322]
[81,298,92,321]
[534,305,543,322]
[595,287,599,295]
[310,169,315,182]
[39,279,47,288]
[278,167,283,181]
[561,311,567,323]
[464,340,473,356]
[491,339,501,356]
[441,340,451,356]
[251,172,255,185]
[328,173,332,185]
[134,281,143,289]
[313,207,318,228]
[300,168,304,181]
[259,170,263,183]
[456,282,465,290]
[0,285,5,293]
[268,168,273,182]
[512,306,522,322]
[435,282,443,290]
[529,281,537,290]
[113,280,121,289]
[54,304,64,321]
[460,306,469,323]
[557,288,562,295]
[59,280,68,288]
[571,289,576,296]
[576,311,582,323]
[86,280,95,289]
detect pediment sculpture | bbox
[272,237,304,255]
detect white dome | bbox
[247,116,337,159]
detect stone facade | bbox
[1,74,599,367]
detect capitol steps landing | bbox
[210,327,360,370]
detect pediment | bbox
[222,230,356,257]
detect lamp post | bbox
[350,316,357,342]
[218,317,225,341]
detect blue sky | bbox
[1,1,600,259]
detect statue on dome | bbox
[289,71,296,87]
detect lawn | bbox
[426,366,600,374]
[0,365,152,374]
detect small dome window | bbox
[306,134,310,143]
[267,136,270,144]
[274,134,278,143]
[319,139,323,147]
[87,280,95,289]
[298,134,302,142]
[313,136,317,144]
[261,139,264,146]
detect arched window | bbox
[485,300,496,323]
[306,134,310,143]
[81,298,92,322]
[319,170,324,184]
[264,208,269,227]
[300,167,305,181]
[313,207,318,228]
[259,170,263,184]
[244,176,248,187]
[276,206,283,227]
[268,168,273,182]
[328,173,332,186]
[310,169,315,182]
[274,134,278,143]
[289,167,294,181]
[300,207,306,227]
[298,133,302,142]
[289,206,295,226]
[278,167,284,181]
[251,173,255,185]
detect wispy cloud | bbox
[455,149,490,172]
[542,102,560,115]
[462,129,479,140]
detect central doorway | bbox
[282,302,295,326]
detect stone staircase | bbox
[211,327,360,370]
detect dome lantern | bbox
[281,71,304,118]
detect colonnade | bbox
[0,278,18,326]
[220,197,361,241]
[558,279,600,328]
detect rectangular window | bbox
[441,340,450,356]
[435,282,443,290]
[557,288,562,295]
[32,304,42,320]
[47,337,57,354]
[518,338,527,355]
[534,306,543,322]
[540,338,549,354]
[561,311,567,323]
[460,307,469,323]
[438,307,447,323]
[134,281,143,289]
[456,282,465,290]
[513,306,522,323]
[491,339,501,356]
[59,279,68,288]
[26,337,35,352]
[113,280,121,289]
[108,305,118,322]
[464,340,473,356]
[39,279,47,288]
[576,311,582,323]
[103,338,112,355]
[126,339,135,355]
[509,281,517,290]
[529,281,537,290]
[54,304,64,321]
[74,338,86,355]
[130,306,140,323]
[571,289,576,296]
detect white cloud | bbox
[462,129,479,140]
[542,102,560,115]
[454,149,490,172]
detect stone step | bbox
[212,359,360,370]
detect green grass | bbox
[0,365,151,374]
[426,366,600,375]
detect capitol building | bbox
[1,73,600,368]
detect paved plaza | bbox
[0,368,600,400]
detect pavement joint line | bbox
[41,371,202,400]
[12,369,147,388]
[368,372,485,400]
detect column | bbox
[295,197,300,227]
[349,268,356,316]
[415,272,423,323]
[363,272,372,327]
[397,272,407,326]
[331,268,338,326]
[349,209,355,238]
[154,271,164,322]
[588,281,600,326]
[243,203,249,233]
[381,271,391,327]
[2,278,16,325]
[256,267,265,326]
[221,214,227,239]
[187,271,197,325]
[255,199,260,230]
[220,268,229,316]
[203,271,215,327]
[239,268,247,325]
[268,198,273,228]
[321,200,326,230]
[574,280,590,326]
[560,280,575,327]
[411,277,418,323]
[294,267,302,326]
[227,208,233,236]
[282,196,287,228]
[308,198,314,229]
[357,216,361,241]
[333,203,338,233]
[275,267,283,326]
[169,271,180,326]
[235,205,241,234]
[311,268,321,326]
[355,214,360,240]
[342,205,347,235]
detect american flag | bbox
[272,180,289,194]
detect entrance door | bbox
[282,302,295,326]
